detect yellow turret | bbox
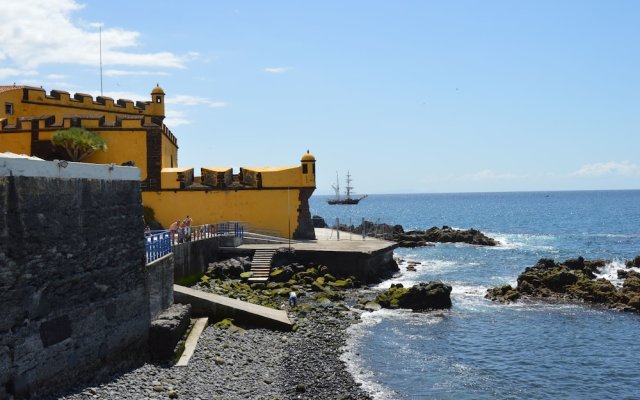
[300,150,316,187]
[149,84,165,121]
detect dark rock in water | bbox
[323,217,498,248]
[376,281,452,311]
[485,285,520,302]
[311,215,328,228]
[626,256,640,268]
[394,226,499,247]
[486,256,640,312]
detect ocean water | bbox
[309,191,640,400]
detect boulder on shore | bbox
[486,256,640,313]
[206,257,251,279]
[375,282,452,311]
[312,215,328,228]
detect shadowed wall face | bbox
[0,174,149,398]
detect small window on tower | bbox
[302,164,308,174]
[5,103,14,115]
[156,96,162,103]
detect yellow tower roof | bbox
[151,84,165,95]
[301,150,316,162]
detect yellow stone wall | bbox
[142,188,304,238]
[0,132,30,154]
[83,130,149,179]
[162,134,178,168]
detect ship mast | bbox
[345,171,354,200]
[331,172,340,200]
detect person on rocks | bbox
[289,290,298,307]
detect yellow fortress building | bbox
[0,84,316,239]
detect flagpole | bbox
[99,26,103,96]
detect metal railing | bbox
[145,221,245,263]
[145,230,172,263]
[327,217,398,241]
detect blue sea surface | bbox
[310,190,640,400]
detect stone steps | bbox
[248,249,276,283]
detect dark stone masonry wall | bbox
[0,175,149,398]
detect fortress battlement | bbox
[0,114,177,146]
[18,87,159,115]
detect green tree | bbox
[51,127,108,162]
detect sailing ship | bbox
[327,171,368,205]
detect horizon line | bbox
[312,188,640,196]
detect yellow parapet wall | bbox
[142,188,308,239]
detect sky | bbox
[1,0,639,194]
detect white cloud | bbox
[168,95,228,108]
[461,169,526,181]
[164,110,191,127]
[45,73,67,80]
[104,69,170,77]
[0,68,38,79]
[571,161,640,177]
[263,66,292,74]
[0,0,190,69]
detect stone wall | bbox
[290,247,399,284]
[172,237,220,280]
[146,254,175,320]
[0,158,149,398]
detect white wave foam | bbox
[585,233,640,239]
[595,260,640,287]
[341,309,407,400]
[450,283,493,311]
[485,231,557,251]
[375,259,457,289]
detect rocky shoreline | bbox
[486,256,640,312]
[48,294,371,400]
[313,216,499,248]
[48,255,451,400]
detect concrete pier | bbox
[232,228,399,284]
[174,285,293,331]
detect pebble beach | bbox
[49,293,372,400]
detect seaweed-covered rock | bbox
[485,285,520,302]
[270,266,295,282]
[395,226,499,247]
[205,257,250,279]
[486,256,640,313]
[376,282,452,311]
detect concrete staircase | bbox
[248,249,276,283]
